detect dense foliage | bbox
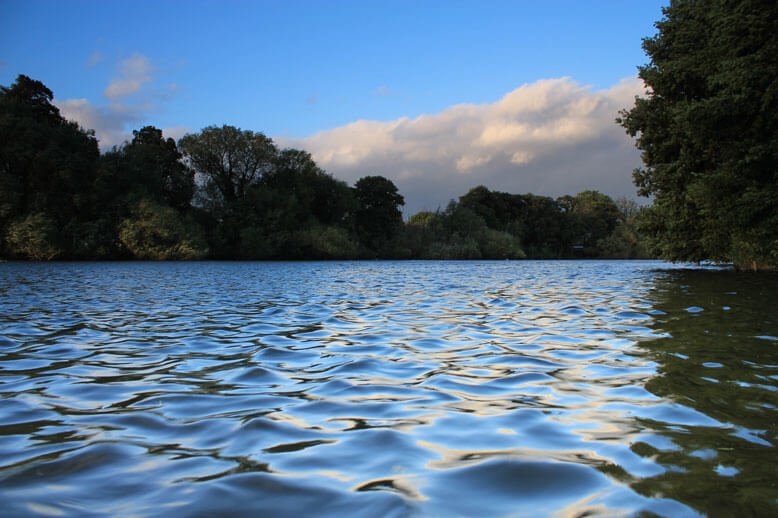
[0,75,100,259]
[618,0,778,270]
[401,187,647,260]
[1,74,648,261]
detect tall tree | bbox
[236,149,357,259]
[179,125,277,204]
[352,175,404,253]
[123,126,195,212]
[618,0,778,270]
[567,190,621,250]
[0,74,99,258]
[262,148,353,227]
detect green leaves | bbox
[619,0,778,268]
[0,74,100,258]
[403,186,642,260]
[352,175,405,254]
[118,200,208,260]
[179,125,276,203]
[5,212,62,260]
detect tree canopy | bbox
[402,186,646,260]
[0,74,100,259]
[618,0,778,270]
[353,175,405,254]
[179,125,277,204]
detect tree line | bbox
[0,74,648,261]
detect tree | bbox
[459,185,524,232]
[179,125,277,204]
[262,148,353,228]
[177,125,278,257]
[407,210,438,228]
[352,175,404,253]
[566,190,621,251]
[80,126,198,258]
[0,74,99,258]
[122,126,195,212]
[597,198,651,259]
[618,0,778,270]
[517,194,566,257]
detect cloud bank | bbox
[284,77,645,215]
[55,53,181,150]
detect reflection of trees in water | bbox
[632,269,778,516]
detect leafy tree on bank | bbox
[404,201,525,260]
[178,126,359,259]
[178,125,279,256]
[597,198,651,259]
[179,125,277,204]
[120,126,195,213]
[5,212,62,260]
[352,175,405,255]
[561,190,621,254]
[242,149,358,259]
[618,0,778,270]
[0,74,100,259]
[457,187,568,257]
[90,126,200,259]
[262,149,354,231]
[457,187,561,257]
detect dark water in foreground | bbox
[0,260,775,517]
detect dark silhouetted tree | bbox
[123,126,195,212]
[353,175,404,253]
[567,190,621,251]
[0,74,99,258]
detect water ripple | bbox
[1,260,775,516]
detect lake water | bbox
[0,260,776,517]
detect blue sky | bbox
[1,0,667,214]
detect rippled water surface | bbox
[1,260,776,517]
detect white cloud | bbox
[281,76,646,215]
[104,53,153,100]
[55,53,180,150]
[87,51,102,67]
[374,85,392,97]
[56,98,140,150]
[162,126,190,142]
[56,99,189,151]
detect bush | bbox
[119,200,208,260]
[5,212,62,260]
[294,224,359,259]
[479,229,526,259]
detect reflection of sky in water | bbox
[0,261,775,516]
